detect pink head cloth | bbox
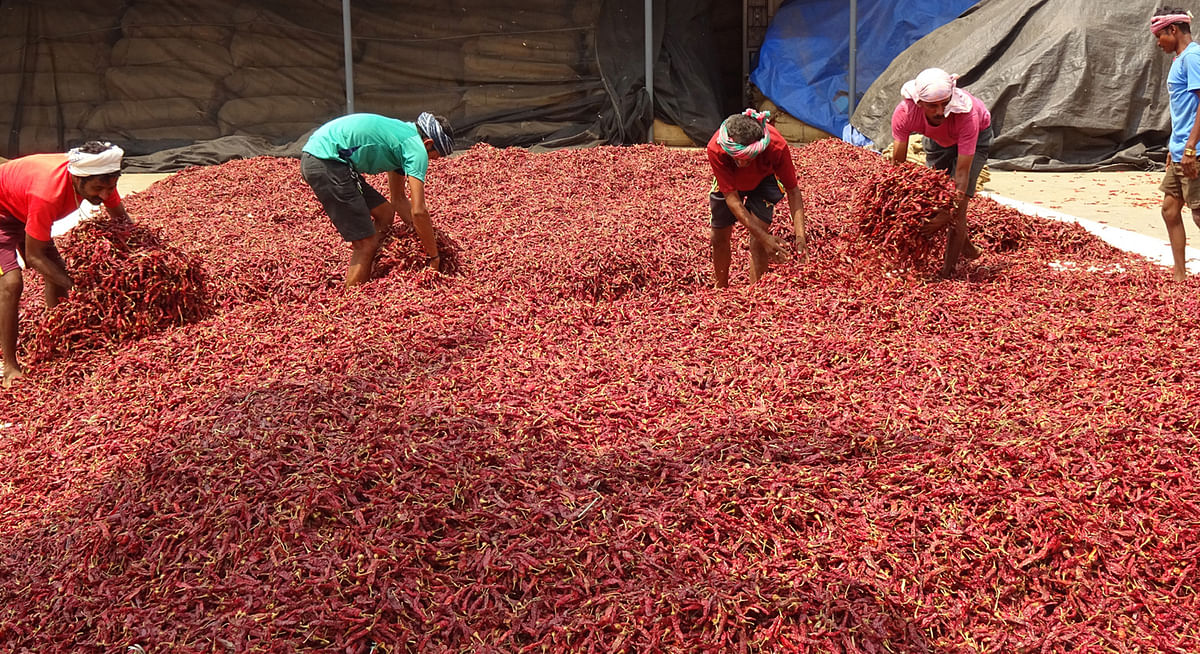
[900,68,973,115]
[1152,13,1192,35]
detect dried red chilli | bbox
[0,140,1197,653]
[854,160,955,272]
[22,213,210,363]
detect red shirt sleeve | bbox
[892,100,916,144]
[768,129,798,189]
[706,134,738,195]
[22,200,57,241]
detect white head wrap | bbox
[901,68,973,115]
[66,142,124,177]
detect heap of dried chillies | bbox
[0,140,1197,653]
[23,212,209,363]
[854,159,956,272]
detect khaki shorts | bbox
[1159,161,1200,211]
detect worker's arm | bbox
[891,138,909,165]
[23,235,73,291]
[387,171,414,230]
[406,176,440,269]
[1183,90,1200,179]
[105,201,130,222]
[724,193,789,262]
[939,152,974,277]
[785,185,807,261]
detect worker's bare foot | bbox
[2,365,23,389]
[1174,267,1187,282]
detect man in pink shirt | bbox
[890,68,992,278]
[0,141,129,387]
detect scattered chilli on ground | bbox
[1,140,1198,653]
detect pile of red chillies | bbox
[854,161,956,273]
[0,140,1197,653]
[22,213,209,363]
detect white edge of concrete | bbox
[980,191,1200,274]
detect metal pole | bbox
[343,0,355,114]
[848,0,857,118]
[645,0,654,142]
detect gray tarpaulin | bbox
[851,0,1175,171]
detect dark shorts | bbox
[300,152,389,242]
[709,175,785,229]
[923,124,994,197]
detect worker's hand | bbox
[794,233,809,263]
[763,234,790,264]
[921,209,952,236]
[1183,153,1199,180]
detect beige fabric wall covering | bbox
[85,98,215,132]
[9,127,85,154]
[218,96,341,136]
[355,90,466,123]
[111,126,225,142]
[105,66,225,107]
[224,67,346,99]
[230,33,356,70]
[469,120,577,142]
[0,5,121,42]
[356,43,464,88]
[0,72,105,105]
[460,83,596,122]
[6,103,93,129]
[463,33,586,66]
[6,0,731,165]
[457,10,573,34]
[119,2,239,42]
[111,38,236,78]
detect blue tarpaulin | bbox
[750,0,977,143]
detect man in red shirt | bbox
[0,141,128,387]
[707,109,808,288]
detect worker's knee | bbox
[0,269,23,302]
[350,233,380,254]
[1163,196,1185,224]
[710,227,732,248]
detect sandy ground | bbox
[118,173,172,196]
[983,170,1182,242]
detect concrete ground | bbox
[984,170,1175,241]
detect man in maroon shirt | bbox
[707,109,808,288]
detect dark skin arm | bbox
[937,152,973,277]
[786,185,807,261]
[1181,89,1200,179]
[407,176,440,269]
[23,235,73,291]
[723,193,790,262]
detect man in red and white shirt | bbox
[890,67,992,278]
[0,141,129,387]
[706,109,808,288]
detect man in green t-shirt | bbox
[301,112,454,286]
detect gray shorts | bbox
[923,124,993,197]
[300,152,388,242]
